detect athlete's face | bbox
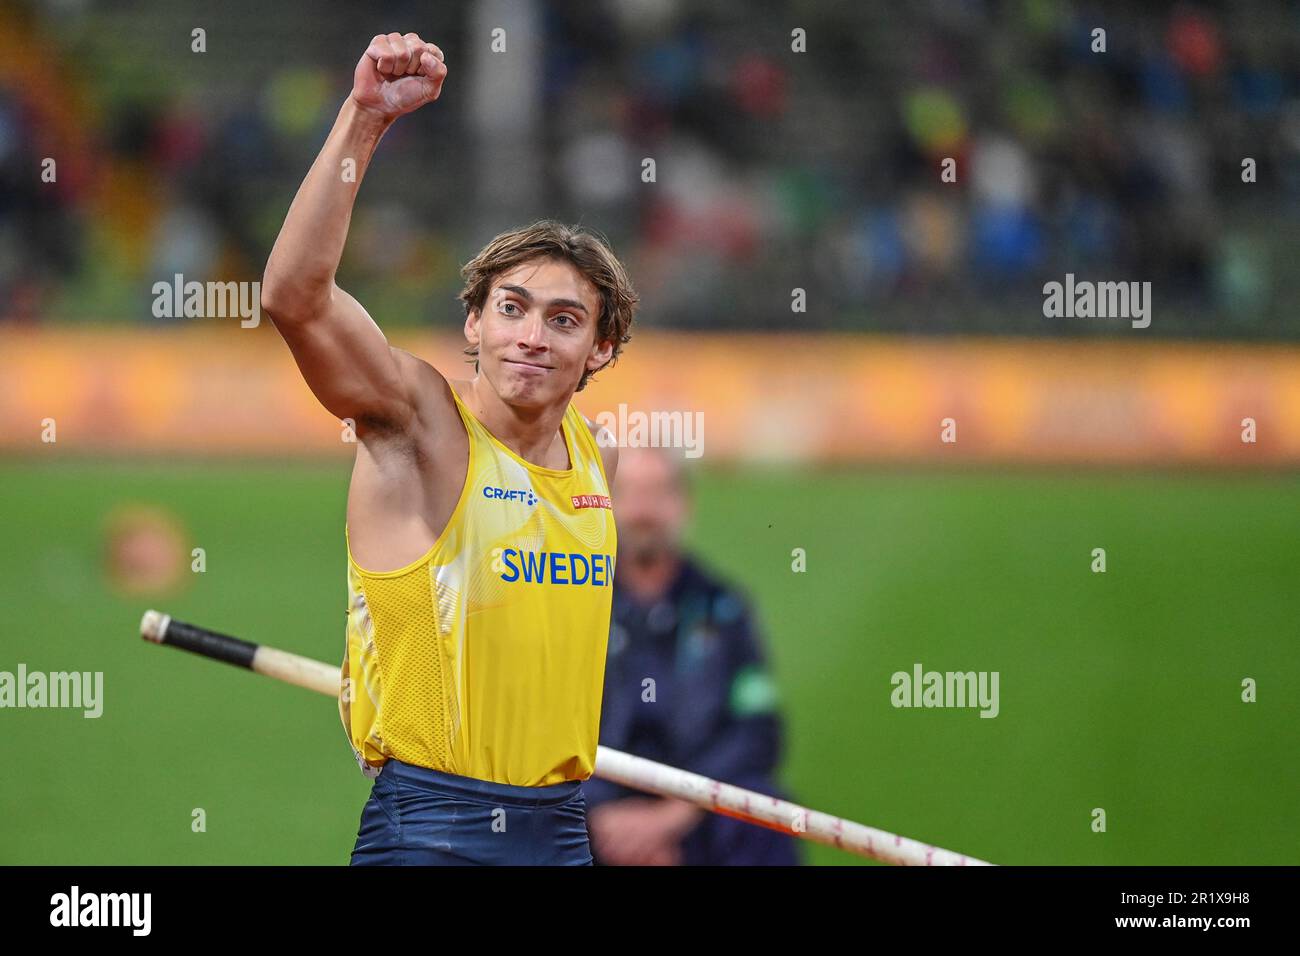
[465,258,611,406]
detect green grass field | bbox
[1,459,1296,865]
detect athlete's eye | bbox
[499,301,522,316]
[554,314,577,327]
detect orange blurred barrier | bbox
[3,326,1298,466]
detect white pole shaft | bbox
[140,610,993,865]
[593,746,991,866]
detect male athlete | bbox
[260,32,637,865]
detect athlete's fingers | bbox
[402,32,442,62]
[381,35,404,76]
[418,50,443,78]
[398,35,419,76]
[368,35,397,75]
[402,33,425,74]
[386,32,413,75]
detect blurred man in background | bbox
[585,446,800,866]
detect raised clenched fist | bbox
[351,32,447,120]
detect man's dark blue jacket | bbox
[585,555,800,865]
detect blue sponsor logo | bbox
[500,549,615,586]
[483,486,537,506]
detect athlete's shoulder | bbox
[581,412,619,485]
[386,347,455,411]
[579,412,612,446]
[381,349,466,451]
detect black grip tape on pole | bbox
[163,618,259,670]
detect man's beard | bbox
[622,530,671,566]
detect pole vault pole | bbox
[139,609,993,866]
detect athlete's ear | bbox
[464,306,481,348]
[586,336,614,370]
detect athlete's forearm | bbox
[261,98,395,320]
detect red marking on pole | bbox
[711,805,799,837]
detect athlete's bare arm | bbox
[261,33,457,572]
[261,33,448,433]
[263,34,617,568]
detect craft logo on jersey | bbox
[483,485,537,506]
[571,494,612,510]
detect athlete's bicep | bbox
[270,285,415,430]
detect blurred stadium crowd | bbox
[1,0,1297,337]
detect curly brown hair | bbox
[457,219,638,392]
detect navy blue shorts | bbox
[349,758,593,866]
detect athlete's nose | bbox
[516,309,549,353]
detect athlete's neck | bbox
[459,377,572,470]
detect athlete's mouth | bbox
[505,359,553,372]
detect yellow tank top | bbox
[339,383,617,786]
